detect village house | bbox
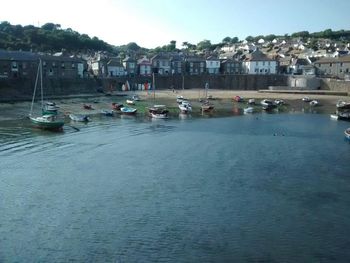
[106,58,125,77]
[314,55,350,79]
[151,53,171,75]
[137,57,152,76]
[220,58,242,74]
[0,50,38,78]
[242,49,277,74]
[184,56,206,75]
[122,57,137,76]
[170,55,184,75]
[205,56,220,74]
[41,54,86,78]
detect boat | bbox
[309,100,319,106]
[111,102,123,111]
[233,95,243,102]
[248,98,255,105]
[176,95,186,104]
[83,104,94,110]
[120,106,137,115]
[101,109,114,116]
[336,100,350,110]
[260,99,276,110]
[132,94,140,101]
[337,110,350,121]
[345,128,350,140]
[29,59,64,131]
[302,96,311,102]
[126,99,135,105]
[201,101,214,112]
[149,105,169,119]
[69,114,89,122]
[330,114,339,120]
[244,107,254,114]
[178,101,192,113]
[274,99,284,105]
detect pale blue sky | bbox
[1,0,349,48]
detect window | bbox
[71,63,75,68]
[61,62,65,69]
[330,63,332,67]
[340,63,343,67]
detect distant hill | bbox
[0,21,115,54]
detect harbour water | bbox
[0,113,350,262]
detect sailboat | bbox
[29,59,64,131]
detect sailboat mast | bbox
[40,59,43,109]
[29,60,41,116]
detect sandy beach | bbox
[0,89,348,122]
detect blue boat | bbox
[120,107,137,115]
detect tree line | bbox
[1,21,349,55]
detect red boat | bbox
[233,95,243,102]
[111,102,123,111]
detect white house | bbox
[137,57,152,76]
[206,56,220,74]
[242,50,277,74]
[106,58,125,77]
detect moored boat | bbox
[178,101,192,113]
[120,106,137,115]
[149,105,169,119]
[260,99,276,110]
[69,114,90,122]
[29,59,65,131]
[336,100,350,110]
[344,128,350,140]
[201,101,214,112]
[101,109,114,116]
[126,99,135,105]
[42,101,59,115]
[310,100,319,106]
[111,102,123,111]
[244,107,254,114]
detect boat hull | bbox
[30,116,64,131]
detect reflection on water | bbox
[1,113,350,262]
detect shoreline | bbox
[0,89,348,122]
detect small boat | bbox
[201,101,214,112]
[310,100,319,106]
[149,105,169,119]
[244,107,254,114]
[274,99,284,105]
[83,104,94,110]
[132,94,141,101]
[101,109,114,116]
[337,110,350,121]
[178,101,192,113]
[345,128,350,140]
[233,95,243,102]
[30,114,65,131]
[176,95,186,104]
[111,102,123,111]
[260,99,276,110]
[126,99,135,105]
[69,114,89,122]
[302,96,311,102]
[120,106,137,115]
[248,98,255,105]
[330,114,339,120]
[336,100,350,110]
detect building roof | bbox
[244,50,275,62]
[315,55,350,64]
[0,49,39,61]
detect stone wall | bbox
[320,78,350,94]
[0,74,288,101]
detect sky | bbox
[1,0,350,49]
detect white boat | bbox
[176,95,186,103]
[330,114,339,120]
[69,114,89,122]
[310,100,319,106]
[126,99,135,105]
[248,98,255,105]
[260,99,276,110]
[149,105,169,119]
[336,100,350,110]
[132,94,140,101]
[244,107,254,114]
[345,128,350,141]
[302,96,311,102]
[178,101,192,113]
[29,59,64,131]
[274,99,284,105]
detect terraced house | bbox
[314,55,350,79]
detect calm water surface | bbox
[0,113,350,262]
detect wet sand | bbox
[0,89,348,121]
